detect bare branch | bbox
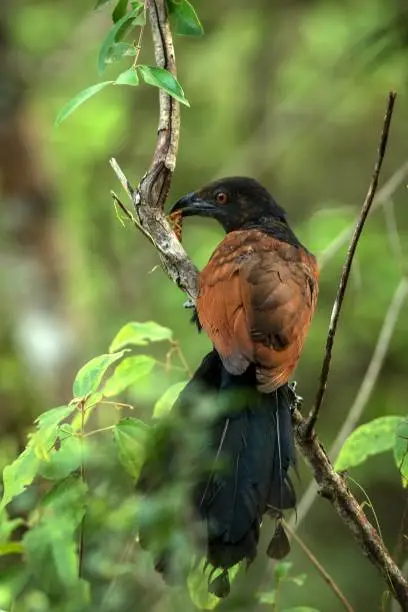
[305,92,397,436]
[283,520,354,612]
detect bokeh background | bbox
[1,0,408,610]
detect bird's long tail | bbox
[137,350,297,597]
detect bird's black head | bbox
[170,176,287,233]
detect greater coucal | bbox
[138,176,318,597]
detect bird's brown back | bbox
[197,229,318,392]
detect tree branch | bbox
[305,92,397,437]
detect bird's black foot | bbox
[288,381,303,412]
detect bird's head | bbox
[169,176,287,233]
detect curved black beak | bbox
[170,192,217,217]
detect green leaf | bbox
[55,82,113,126]
[335,416,403,472]
[114,417,149,479]
[394,418,408,486]
[98,7,142,73]
[39,435,82,481]
[137,65,190,106]
[153,381,186,418]
[35,405,76,430]
[0,405,76,509]
[23,476,88,592]
[110,321,173,351]
[288,573,307,587]
[115,67,140,86]
[73,350,127,398]
[112,0,129,22]
[167,0,204,37]
[103,355,155,397]
[0,447,40,511]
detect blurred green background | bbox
[1,0,408,610]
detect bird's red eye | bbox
[216,192,228,205]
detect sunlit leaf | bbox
[137,65,190,106]
[39,435,82,481]
[55,82,113,126]
[73,350,127,398]
[335,416,403,471]
[0,517,25,544]
[274,561,293,580]
[394,418,408,486]
[153,381,186,418]
[103,355,155,397]
[113,417,149,479]
[35,405,76,430]
[167,0,204,37]
[98,7,143,73]
[115,67,140,86]
[110,321,173,351]
[0,447,40,511]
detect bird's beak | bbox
[170,192,217,218]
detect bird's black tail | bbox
[137,349,297,597]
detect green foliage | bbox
[187,560,240,609]
[153,381,186,418]
[110,320,173,350]
[97,6,143,74]
[73,350,127,398]
[335,417,405,479]
[103,355,155,396]
[55,82,114,126]
[137,65,190,106]
[393,418,408,486]
[113,417,149,479]
[167,0,204,37]
[258,562,312,609]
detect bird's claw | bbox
[288,381,303,412]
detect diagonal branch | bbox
[305,92,397,437]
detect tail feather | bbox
[137,349,297,594]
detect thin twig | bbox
[283,520,354,612]
[78,402,86,578]
[291,278,408,531]
[305,92,397,436]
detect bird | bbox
[137,176,319,597]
